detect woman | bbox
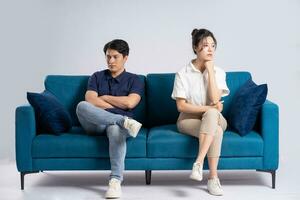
[171,28,229,196]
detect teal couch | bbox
[15,72,279,190]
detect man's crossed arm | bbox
[85,90,141,110]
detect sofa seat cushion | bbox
[32,126,147,158]
[147,124,263,158]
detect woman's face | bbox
[194,36,216,61]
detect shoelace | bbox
[213,178,221,189]
[195,163,202,173]
[127,123,134,130]
[125,119,134,130]
[109,180,120,190]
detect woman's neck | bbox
[192,58,206,73]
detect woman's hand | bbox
[216,101,223,112]
[211,101,223,112]
[204,61,214,72]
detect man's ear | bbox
[123,55,128,62]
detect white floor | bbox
[1,159,299,200]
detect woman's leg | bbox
[195,108,222,164]
[207,126,223,178]
[177,109,225,181]
[177,111,219,163]
[205,113,227,196]
[177,113,205,181]
[206,114,227,178]
[195,134,213,164]
[208,157,219,178]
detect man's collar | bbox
[105,69,126,83]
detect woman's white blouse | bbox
[171,62,230,106]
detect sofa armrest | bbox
[260,100,279,170]
[15,105,36,172]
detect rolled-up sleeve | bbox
[215,68,230,97]
[87,73,98,92]
[129,75,144,97]
[171,73,187,100]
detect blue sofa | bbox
[15,72,279,190]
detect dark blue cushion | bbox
[227,79,268,136]
[27,91,72,134]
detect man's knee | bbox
[76,101,91,115]
[107,125,125,143]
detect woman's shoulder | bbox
[177,62,193,75]
[177,66,186,74]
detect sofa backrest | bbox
[146,72,251,127]
[44,75,147,126]
[146,73,178,127]
[44,72,251,127]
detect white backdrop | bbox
[0,0,299,168]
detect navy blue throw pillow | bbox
[27,90,72,134]
[227,79,268,136]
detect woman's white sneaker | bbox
[190,162,203,181]
[207,177,223,196]
[123,117,142,137]
[105,178,122,199]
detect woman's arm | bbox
[205,61,222,104]
[176,98,217,114]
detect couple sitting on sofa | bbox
[76,28,228,198]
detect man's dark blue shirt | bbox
[87,69,144,118]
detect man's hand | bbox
[100,94,141,110]
[85,91,114,109]
[100,95,109,102]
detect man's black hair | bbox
[103,39,129,57]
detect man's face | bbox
[105,49,128,74]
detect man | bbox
[76,39,144,199]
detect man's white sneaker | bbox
[105,178,122,199]
[207,177,223,196]
[123,117,142,138]
[189,162,203,181]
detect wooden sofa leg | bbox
[20,171,40,190]
[256,170,276,189]
[145,170,152,185]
